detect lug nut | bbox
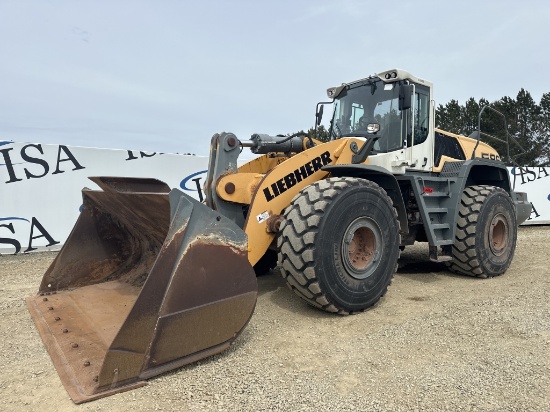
[227,137,236,147]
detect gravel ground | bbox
[1,226,549,411]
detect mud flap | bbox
[26,177,257,403]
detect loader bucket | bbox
[26,177,257,403]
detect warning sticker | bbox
[256,211,270,223]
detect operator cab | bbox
[323,69,434,173]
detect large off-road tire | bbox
[447,185,517,278]
[277,177,401,314]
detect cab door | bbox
[402,84,434,172]
[367,83,433,174]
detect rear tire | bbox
[277,177,401,314]
[447,185,517,278]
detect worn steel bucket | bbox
[26,177,257,403]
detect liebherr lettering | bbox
[263,151,332,202]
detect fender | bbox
[322,164,408,235]
[447,159,530,226]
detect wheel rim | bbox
[341,217,381,279]
[488,213,508,256]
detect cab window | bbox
[411,85,430,145]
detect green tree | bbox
[436,91,549,166]
[435,99,463,133]
[289,125,331,143]
[513,89,542,165]
[537,92,550,165]
[484,96,516,159]
[307,125,330,143]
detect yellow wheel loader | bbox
[27,69,532,403]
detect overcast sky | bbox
[1,0,549,156]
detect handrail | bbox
[471,104,527,167]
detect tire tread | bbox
[277,177,400,314]
[446,185,514,278]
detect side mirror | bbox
[367,123,380,134]
[316,104,324,127]
[399,85,412,111]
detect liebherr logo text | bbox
[263,151,332,202]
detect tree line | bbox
[298,89,550,166]
[436,89,550,166]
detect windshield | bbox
[330,79,404,153]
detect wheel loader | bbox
[26,69,532,403]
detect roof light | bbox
[326,85,346,99]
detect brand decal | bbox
[0,144,85,184]
[0,217,29,222]
[508,167,550,222]
[0,217,60,254]
[481,152,501,161]
[511,166,549,185]
[528,202,540,220]
[180,170,207,191]
[179,170,207,202]
[263,151,332,202]
[125,150,161,161]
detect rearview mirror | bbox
[399,85,412,111]
[316,104,324,127]
[367,123,380,134]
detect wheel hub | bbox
[489,213,508,256]
[342,217,381,279]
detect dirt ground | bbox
[1,226,549,411]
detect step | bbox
[426,207,448,214]
[423,191,450,197]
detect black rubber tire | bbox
[277,177,401,314]
[447,185,517,278]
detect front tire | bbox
[277,177,401,314]
[447,185,517,278]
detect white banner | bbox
[1,141,548,254]
[509,166,550,225]
[1,141,208,254]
